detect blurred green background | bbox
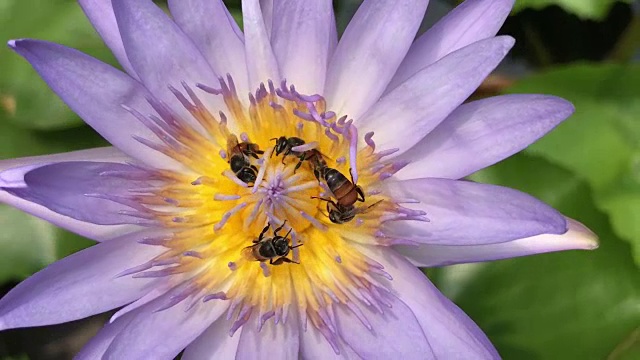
[0,0,639,359]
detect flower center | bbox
[116,76,421,352]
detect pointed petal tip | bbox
[497,35,516,53]
[566,218,599,250]
[7,38,38,52]
[554,96,576,117]
[7,38,30,52]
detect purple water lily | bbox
[0,0,597,358]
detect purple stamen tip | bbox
[260,262,271,277]
[219,111,228,125]
[365,131,376,149]
[196,83,222,95]
[228,262,237,271]
[258,310,276,331]
[183,250,204,258]
[203,292,228,302]
[164,197,179,205]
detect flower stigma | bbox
[112,75,427,353]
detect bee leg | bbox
[283,227,293,239]
[311,197,339,213]
[356,185,366,202]
[293,157,305,173]
[278,257,299,265]
[273,220,288,236]
[281,149,291,165]
[290,243,303,249]
[255,149,265,155]
[257,223,271,242]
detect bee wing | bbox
[317,150,334,163]
[226,134,239,154]
[241,245,258,261]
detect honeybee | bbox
[272,136,328,174]
[242,221,301,265]
[313,167,380,224]
[272,136,306,162]
[227,135,263,185]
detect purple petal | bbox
[236,312,299,360]
[112,0,224,127]
[383,178,567,245]
[104,295,227,359]
[76,310,137,360]
[7,39,181,170]
[0,230,165,331]
[300,323,360,359]
[168,0,249,95]
[395,95,575,180]
[242,0,281,90]
[260,0,274,37]
[1,161,153,225]
[0,148,137,241]
[271,0,336,94]
[334,294,434,358]
[388,0,514,90]
[397,217,598,267]
[183,318,242,360]
[325,0,429,120]
[362,246,500,359]
[78,0,138,78]
[358,36,514,156]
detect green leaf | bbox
[506,63,640,264]
[436,154,640,359]
[0,205,93,283]
[0,120,108,159]
[512,0,632,20]
[0,205,57,283]
[0,0,117,130]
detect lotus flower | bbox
[0,0,597,358]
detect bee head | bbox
[272,237,290,256]
[273,136,288,155]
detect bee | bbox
[272,136,329,174]
[272,136,306,162]
[313,167,380,224]
[227,135,263,185]
[242,221,301,265]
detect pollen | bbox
[114,76,419,351]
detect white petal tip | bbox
[565,218,599,250]
[7,39,17,49]
[500,35,516,51]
